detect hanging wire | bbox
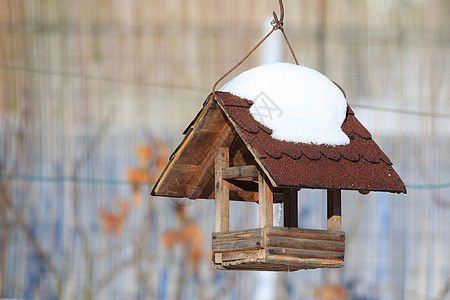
[212,0,299,95]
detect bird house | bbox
[151,89,406,271]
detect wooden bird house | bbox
[151,91,406,271]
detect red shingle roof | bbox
[216,91,406,193]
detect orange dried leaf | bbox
[161,222,204,269]
[99,200,130,236]
[136,145,153,160]
[313,285,348,300]
[127,169,151,184]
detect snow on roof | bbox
[220,63,350,146]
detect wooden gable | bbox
[152,94,270,202]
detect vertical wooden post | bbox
[283,189,298,228]
[258,173,273,228]
[215,147,229,233]
[327,189,341,231]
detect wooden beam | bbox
[215,147,229,232]
[207,189,283,203]
[327,190,342,231]
[186,124,234,199]
[283,189,298,228]
[226,180,284,194]
[229,190,258,202]
[222,165,258,180]
[258,173,273,228]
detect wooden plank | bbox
[266,247,344,261]
[283,189,298,228]
[221,250,260,262]
[258,173,273,228]
[222,165,258,179]
[212,238,264,253]
[186,125,235,199]
[212,228,263,242]
[266,226,345,242]
[215,147,229,232]
[266,256,344,269]
[266,236,345,252]
[220,263,299,272]
[327,190,342,231]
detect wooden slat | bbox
[219,262,298,272]
[212,238,264,253]
[258,173,273,228]
[212,228,263,242]
[266,247,344,261]
[186,125,235,199]
[215,147,229,232]
[283,189,298,228]
[327,190,342,231]
[221,250,260,262]
[266,235,345,252]
[266,256,344,269]
[222,165,258,179]
[266,226,345,242]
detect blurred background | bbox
[0,0,449,299]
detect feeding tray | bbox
[151,91,406,271]
[212,227,344,271]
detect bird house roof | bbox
[151,91,406,199]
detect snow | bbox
[220,62,350,146]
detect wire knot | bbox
[270,17,283,30]
[271,0,285,30]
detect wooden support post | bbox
[327,189,342,231]
[215,147,229,233]
[283,189,298,228]
[258,173,273,228]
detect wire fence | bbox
[1,1,450,299]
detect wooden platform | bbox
[212,226,345,271]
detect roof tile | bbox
[216,91,406,193]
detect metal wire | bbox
[212,0,299,96]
